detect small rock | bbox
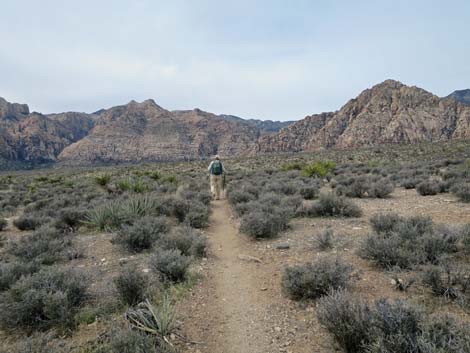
[275,243,290,250]
[238,254,262,263]
[260,287,268,291]
[142,268,150,273]
[119,257,128,264]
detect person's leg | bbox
[210,175,216,198]
[217,175,223,199]
[214,175,221,200]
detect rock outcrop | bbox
[447,89,470,106]
[255,80,470,153]
[0,100,95,166]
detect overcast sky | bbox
[1,0,469,121]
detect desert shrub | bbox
[417,180,440,196]
[114,216,169,252]
[451,182,470,203]
[417,316,470,353]
[0,268,88,331]
[318,290,470,353]
[227,189,254,205]
[335,174,394,198]
[462,224,470,253]
[13,215,46,231]
[54,207,86,231]
[7,333,68,353]
[301,160,336,178]
[0,218,7,231]
[368,178,395,198]
[316,228,335,250]
[114,268,148,306]
[361,216,458,269]
[159,226,207,257]
[298,183,319,200]
[370,213,402,234]
[8,226,72,265]
[317,290,373,353]
[149,249,191,282]
[107,328,160,353]
[184,201,210,228]
[301,192,362,218]
[0,261,39,291]
[422,264,470,303]
[282,257,353,300]
[95,174,111,186]
[360,233,422,269]
[280,161,306,171]
[239,207,290,239]
[400,178,419,189]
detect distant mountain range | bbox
[1,81,470,169]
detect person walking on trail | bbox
[208,155,225,200]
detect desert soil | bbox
[177,189,470,353]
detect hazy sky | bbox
[1,0,469,121]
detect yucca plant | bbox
[124,296,176,345]
[85,201,122,230]
[120,196,157,220]
[94,173,111,186]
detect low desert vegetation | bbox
[317,290,470,353]
[1,141,470,352]
[282,257,354,300]
[360,214,462,269]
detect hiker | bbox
[208,155,225,200]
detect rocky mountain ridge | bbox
[255,80,470,154]
[1,80,470,169]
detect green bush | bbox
[0,268,88,331]
[282,257,353,300]
[301,160,336,178]
[95,174,111,186]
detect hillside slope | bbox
[255,80,470,153]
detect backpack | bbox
[211,160,223,175]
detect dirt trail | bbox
[203,200,270,353]
[180,199,333,353]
